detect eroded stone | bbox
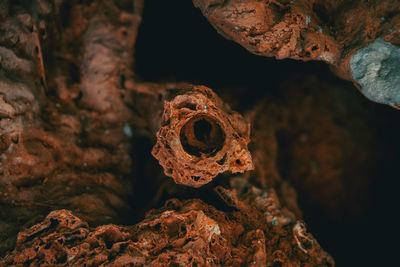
[152,85,254,187]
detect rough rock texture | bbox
[1,178,333,267]
[193,0,400,107]
[152,85,254,187]
[2,0,399,265]
[350,38,400,108]
[0,0,143,254]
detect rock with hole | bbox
[152,84,254,187]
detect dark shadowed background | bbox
[134,1,400,266]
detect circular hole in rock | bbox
[180,115,225,157]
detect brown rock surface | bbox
[2,0,399,266]
[1,178,333,267]
[193,0,400,103]
[0,0,143,253]
[152,85,253,187]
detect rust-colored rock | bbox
[152,85,254,187]
[0,0,143,254]
[1,178,333,266]
[193,0,400,107]
[2,0,399,265]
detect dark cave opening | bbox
[180,116,225,157]
[134,0,400,266]
[194,119,211,142]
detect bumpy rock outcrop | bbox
[152,85,253,187]
[1,178,333,267]
[0,0,143,254]
[193,0,400,107]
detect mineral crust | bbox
[0,0,143,254]
[193,0,400,107]
[2,0,397,265]
[1,178,333,267]
[152,85,254,187]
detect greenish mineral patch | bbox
[350,38,400,107]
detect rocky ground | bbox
[1,0,400,266]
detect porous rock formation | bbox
[0,0,143,254]
[193,0,400,107]
[152,85,253,187]
[3,0,398,266]
[2,178,333,267]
